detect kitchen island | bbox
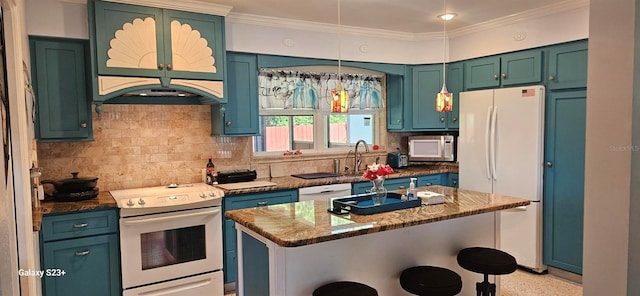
[225,185,530,296]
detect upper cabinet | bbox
[411,64,446,130]
[547,40,588,90]
[30,37,93,142]
[212,52,259,136]
[464,50,543,90]
[88,0,226,105]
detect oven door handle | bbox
[121,208,220,225]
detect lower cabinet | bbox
[40,209,120,296]
[447,173,459,188]
[417,174,444,187]
[222,189,298,284]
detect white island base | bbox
[235,212,501,296]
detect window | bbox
[254,68,384,155]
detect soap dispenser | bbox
[407,178,417,200]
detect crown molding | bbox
[448,0,590,38]
[58,0,233,16]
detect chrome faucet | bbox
[354,139,370,173]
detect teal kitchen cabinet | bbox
[446,62,463,129]
[386,74,405,130]
[40,209,120,296]
[411,65,447,130]
[416,174,444,187]
[30,37,93,142]
[212,52,259,136]
[222,189,297,284]
[464,50,543,90]
[91,0,225,81]
[240,232,270,295]
[547,40,588,90]
[447,173,459,188]
[543,90,586,275]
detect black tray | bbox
[332,192,422,215]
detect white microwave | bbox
[408,135,455,162]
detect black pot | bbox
[42,172,99,193]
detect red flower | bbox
[362,163,395,181]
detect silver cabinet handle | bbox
[548,75,555,81]
[493,74,499,80]
[452,117,457,122]
[396,119,401,123]
[398,186,406,189]
[75,250,90,256]
[501,73,507,79]
[158,63,164,70]
[167,63,172,70]
[257,201,268,207]
[226,121,232,127]
[426,183,432,186]
[73,223,88,228]
[546,162,553,168]
[80,122,87,128]
[440,117,446,122]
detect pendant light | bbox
[331,0,348,113]
[436,0,453,112]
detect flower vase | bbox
[371,178,388,206]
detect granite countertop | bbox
[31,164,458,231]
[32,191,117,231]
[216,163,458,195]
[225,185,530,247]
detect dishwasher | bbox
[298,183,352,202]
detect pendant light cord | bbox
[441,0,447,92]
[337,0,342,90]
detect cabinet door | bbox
[417,174,443,187]
[223,190,297,284]
[220,53,259,135]
[547,41,588,90]
[386,74,404,130]
[500,50,543,86]
[446,62,463,129]
[447,173,459,188]
[241,232,270,296]
[30,37,93,142]
[93,0,164,77]
[163,10,225,80]
[411,65,446,130]
[464,56,500,90]
[543,90,586,275]
[42,234,120,296]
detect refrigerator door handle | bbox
[485,106,493,180]
[491,106,498,181]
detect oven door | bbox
[120,207,223,289]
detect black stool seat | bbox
[400,266,462,296]
[457,247,517,275]
[313,281,378,296]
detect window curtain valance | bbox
[258,69,383,111]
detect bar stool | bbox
[400,266,463,296]
[457,247,517,296]
[312,281,378,296]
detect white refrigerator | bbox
[458,85,546,273]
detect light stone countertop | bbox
[224,185,530,247]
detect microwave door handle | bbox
[491,106,498,181]
[485,106,492,180]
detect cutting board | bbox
[215,181,277,190]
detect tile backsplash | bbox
[37,104,410,191]
[37,105,252,191]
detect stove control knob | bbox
[126,199,134,207]
[200,193,207,199]
[138,198,146,205]
[209,192,217,197]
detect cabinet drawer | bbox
[224,190,297,211]
[417,174,444,187]
[41,210,118,242]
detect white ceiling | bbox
[210,0,572,34]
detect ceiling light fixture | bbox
[436,0,453,113]
[437,13,457,21]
